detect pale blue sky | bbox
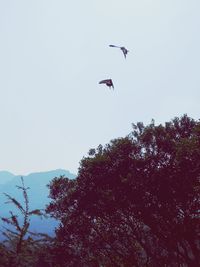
[0,0,200,175]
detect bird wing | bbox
[121,47,128,58]
[123,51,127,58]
[99,79,114,89]
[99,79,109,84]
[109,45,120,48]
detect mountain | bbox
[0,171,15,184]
[0,169,76,239]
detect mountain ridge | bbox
[0,168,76,184]
[0,171,15,184]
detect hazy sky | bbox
[0,0,200,175]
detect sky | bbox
[0,0,200,175]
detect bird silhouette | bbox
[99,79,114,89]
[109,45,129,58]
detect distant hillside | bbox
[0,169,76,238]
[0,171,15,184]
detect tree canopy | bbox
[47,114,200,267]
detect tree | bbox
[47,115,200,266]
[1,177,52,267]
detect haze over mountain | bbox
[0,171,15,184]
[0,169,76,238]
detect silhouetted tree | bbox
[47,115,200,266]
[1,177,52,267]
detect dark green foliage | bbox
[47,115,200,266]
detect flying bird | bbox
[99,79,114,89]
[109,45,129,58]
